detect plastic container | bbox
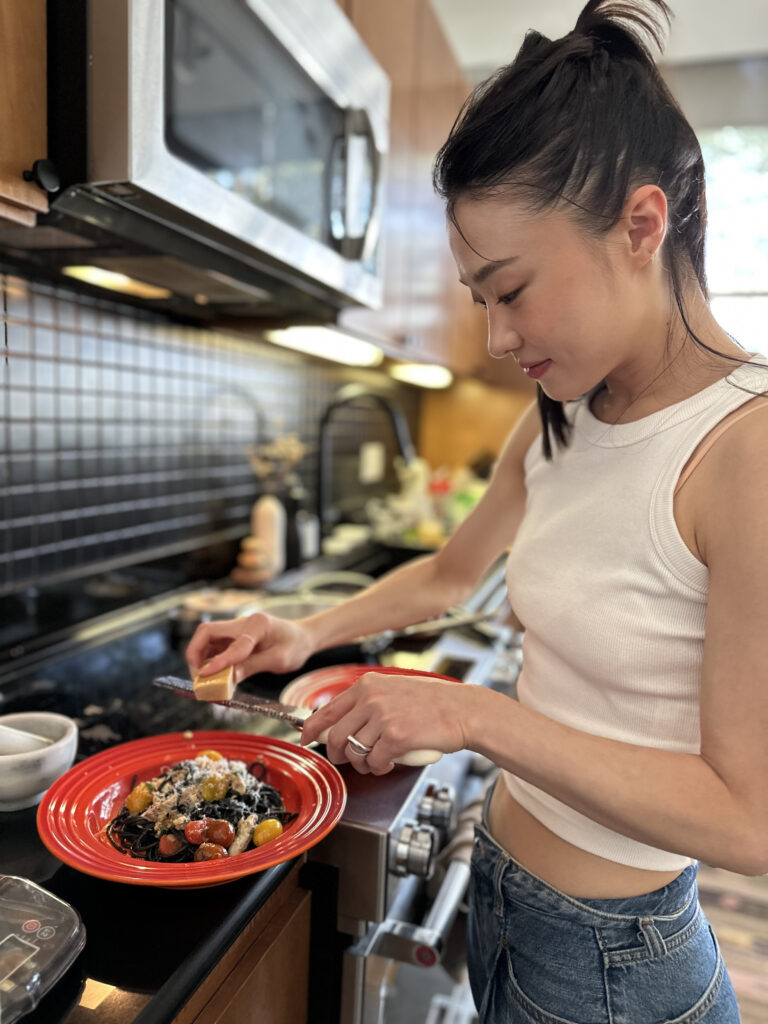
[0,876,85,1022]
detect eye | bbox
[471,288,522,309]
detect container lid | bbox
[0,876,85,1023]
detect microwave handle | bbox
[337,108,382,262]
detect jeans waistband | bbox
[474,780,699,926]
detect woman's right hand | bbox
[185,613,314,685]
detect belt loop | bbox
[637,917,667,958]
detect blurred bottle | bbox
[249,491,286,581]
[282,475,307,570]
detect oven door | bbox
[84,0,388,309]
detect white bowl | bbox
[0,713,78,812]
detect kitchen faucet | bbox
[316,383,416,535]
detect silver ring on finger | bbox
[346,734,373,758]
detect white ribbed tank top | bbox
[503,354,766,870]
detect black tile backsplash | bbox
[1,274,420,597]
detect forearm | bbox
[470,688,764,875]
[301,552,469,653]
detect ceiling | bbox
[432,0,768,82]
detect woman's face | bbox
[449,195,655,402]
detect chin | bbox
[540,374,600,405]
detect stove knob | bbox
[417,782,456,833]
[390,820,437,878]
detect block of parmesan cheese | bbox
[193,663,235,702]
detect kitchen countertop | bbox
[0,598,327,1024]
[0,803,298,1024]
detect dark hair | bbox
[433,0,717,458]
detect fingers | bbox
[185,615,268,676]
[301,687,396,776]
[198,634,258,681]
[300,689,358,748]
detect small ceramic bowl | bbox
[0,712,78,812]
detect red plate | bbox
[36,732,346,889]
[280,663,462,711]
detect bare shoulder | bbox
[691,397,768,563]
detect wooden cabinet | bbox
[337,0,531,391]
[173,862,311,1024]
[404,0,468,366]
[0,0,49,226]
[339,0,467,367]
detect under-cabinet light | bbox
[388,363,453,388]
[61,265,172,300]
[264,326,384,367]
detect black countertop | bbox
[0,806,297,1024]
[0,596,337,1024]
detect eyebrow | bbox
[459,255,519,288]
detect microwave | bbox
[1,0,389,323]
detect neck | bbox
[597,284,748,424]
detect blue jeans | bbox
[467,792,740,1023]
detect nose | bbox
[487,313,522,360]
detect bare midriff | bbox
[487,778,685,899]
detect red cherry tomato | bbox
[184,819,209,845]
[207,819,235,848]
[158,833,184,857]
[194,842,228,861]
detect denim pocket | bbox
[602,915,726,1024]
[503,947,594,1024]
[501,902,609,1024]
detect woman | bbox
[188,1,765,1019]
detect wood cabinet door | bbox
[195,890,311,1024]
[402,0,465,367]
[337,0,420,350]
[0,0,49,224]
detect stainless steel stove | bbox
[305,625,520,1024]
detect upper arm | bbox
[697,404,768,837]
[433,398,541,592]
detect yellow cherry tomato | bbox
[201,776,228,802]
[252,818,284,847]
[196,749,224,761]
[125,782,153,814]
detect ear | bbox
[622,185,667,268]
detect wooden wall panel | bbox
[418,376,536,470]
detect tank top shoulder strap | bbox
[674,396,767,497]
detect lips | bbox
[520,359,552,380]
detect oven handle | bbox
[364,858,471,967]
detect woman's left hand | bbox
[300,671,473,775]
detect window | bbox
[700,126,768,351]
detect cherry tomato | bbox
[252,818,284,847]
[197,749,224,761]
[194,842,228,861]
[207,819,235,848]
[125,782,153,814]
[184,819,211,845]
[158,833,184,857]
[201,776,228,802]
